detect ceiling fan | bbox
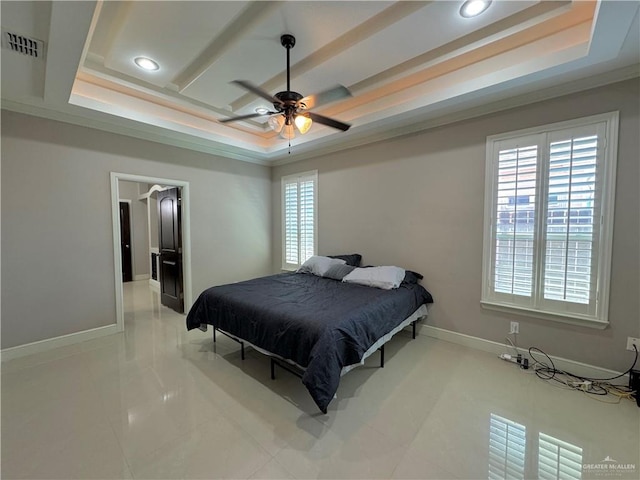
[220,34,352,139]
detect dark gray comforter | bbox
[186,272,433,412]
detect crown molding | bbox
[0,98,272,166]
[3,65,638,168]
[270,64,640,166]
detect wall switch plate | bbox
[510,321,519,334]
[627,337,640,352]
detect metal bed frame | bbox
[213,319,418,377]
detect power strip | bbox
[569,380,593,392]
[499,353,529,369]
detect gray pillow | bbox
[323,264,356,281]
[296,256,346,276]
[328,254,362,267]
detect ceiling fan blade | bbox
[306,112,351,132]
[231,80,283,105]
[219,112,275,123]
[300,85,351,110]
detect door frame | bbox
[110,172,192,332]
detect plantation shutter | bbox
[299,179,315,264]
[488,134,542,309]
[284,181,299,265]
[282,171,317,269]
[482,112,616,325]
[540,123,604,317]
[493,140,539,300]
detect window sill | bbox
[480,301,609,330]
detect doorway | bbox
[110,172,192,333]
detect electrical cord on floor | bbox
[532,345,637,402]
[505,334,520,357]
[500,344,638,404]
[501,334,533,370]
[597,384,636,404]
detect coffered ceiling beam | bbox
[173,1,282,92]
[229,1,431,112]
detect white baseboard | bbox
[149,278,160,290]
[135,274,150,281]
[1,324,120,363]
[420,325,626,381]
[1,315,623,380]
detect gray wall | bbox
[271,78,640,372]
[1,111,271,349]
[118,180,149,278]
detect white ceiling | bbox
[1,1,639,165]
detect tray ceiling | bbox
[1,1,639,164]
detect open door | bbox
[119,202,133,282]
[157,187,184,313]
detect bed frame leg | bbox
[270,358,275,380]
[412,321,417,339]
[380,345,385,368]
[213,328,246,360]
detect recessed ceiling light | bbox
[134,56,159,71]
[460,0,492,18]
[255,107,270,115]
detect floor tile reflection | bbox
[2,280,638,479]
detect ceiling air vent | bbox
[1,29,45,59]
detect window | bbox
[282,170,317,270]
[482,112,618,327]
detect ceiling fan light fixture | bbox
[268,115,285,133]
[294,115,313,134]
[459,0,491,18]
[280,123,296,140]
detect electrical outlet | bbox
[627,337,639,352]
[510,321,519,334]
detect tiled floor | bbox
[2,280,639,479]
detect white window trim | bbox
[281,170,318,271]
[481,112,619,329]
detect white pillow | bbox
[297,255,346,277]
[342,266,406,290]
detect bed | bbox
[186,270,433,413]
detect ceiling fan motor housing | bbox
[274,90,303,107]
[280,34,295,49]
[274,91,306,125]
